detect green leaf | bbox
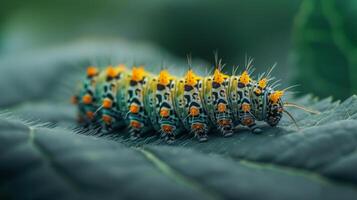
[1,40,357,199]
[1,114,357,200]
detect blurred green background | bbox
[0,0,356,100]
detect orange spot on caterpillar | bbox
[239,71,251,85]
[130,120,142,129]
[258,78,267,89]
[87,66,98,77]
[131,66,146,81]
[185,69,201,86]
[162,124,173,133]
[86,111,94,120]
[241,103,251,112]
[160,108,170,117]
[270,90,284,103]
[242,118,253,126]
[213,69,229,84]
[82,94,92,104]
[217,103,227,113]
[158,70,171,85]
[254,88,262,95]
[102,98,112,109]
[102,115,112,124]
[129,104,140,113]
[106,66,119,78]
[191,123,204,130]
[189,106,200,117]
[218,119,231,126]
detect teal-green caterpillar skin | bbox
[73,64,284,143]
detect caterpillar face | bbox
[266,101,283,126]
[73,61,302,143]
[266,91,284,127]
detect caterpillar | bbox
[72,57,319,143]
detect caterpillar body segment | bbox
[126,67,155,139]
[143,76,161,133]
[175,70,210,142]
[76,66,101,124]
[73,61,312,143]
[266,90,284,127]
[236,71,262,133]
[203,69,234,137]
[250,79,267,122]
[153,70,184,142]
[95,66,130,131]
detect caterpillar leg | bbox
[102,114,113,130]
[214,102,234,137]
[217,118,234,137]
[83,105,98,126]
[160,124,176,143]
[129,119,144,140]
[191,123,208,142]
[101,99,115,131]
[102,112,124,132]
[241,116,262,134]
[101,101,125,132]
[248,122,262,134]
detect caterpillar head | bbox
[266,90,284,126]
[265,89,319,128]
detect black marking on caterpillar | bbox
[72,58,319,143]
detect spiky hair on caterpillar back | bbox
[72,56,319,143]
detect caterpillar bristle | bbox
[244,55,254,71]
[283,109,300,130]
[73,56,304,143]
[186,53,193,70]
[284,102,321,115]
[232,65,240,75]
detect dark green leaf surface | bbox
[1,116,357,200]
[1,40,357,200]
[0,119,205,200]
